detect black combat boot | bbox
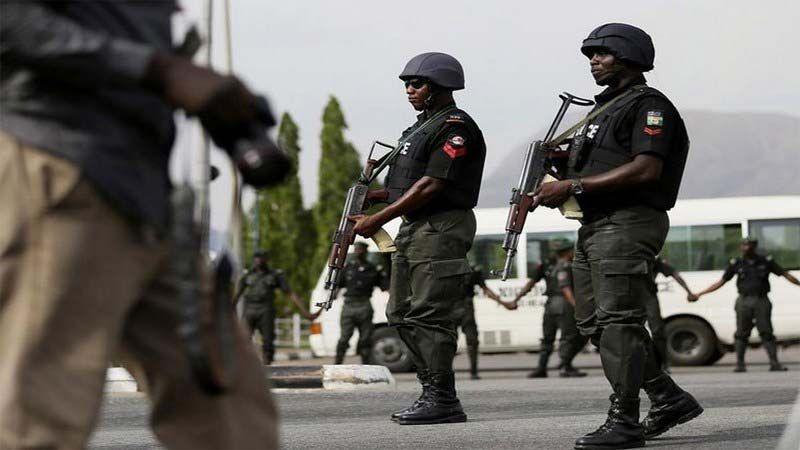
[391,370,430,421]
[734,340,747,372]
[397,372,467,425]
[528,350,551,378]
[574,395,644,450]
[765,340,788,371]
[640,374,703,439]
[334,353,344,365]
[560,363,587,378]
[468,345,480,380]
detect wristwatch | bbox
[570,178,585,195]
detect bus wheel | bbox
[370,327,414,373]
[665,317,718,366]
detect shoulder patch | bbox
[646,110,664,127]
[557,271,568,281]
[766,255,774,261]
[729,258,738,265]
[443,135,467,159]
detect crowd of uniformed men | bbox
[2,2,799,449]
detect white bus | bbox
[309,196,800,372]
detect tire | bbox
[704,346,725,366]
[370,326,414,373]
[665,317,718,366]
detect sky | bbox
[176,0,799,231]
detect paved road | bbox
[90,349,800,449]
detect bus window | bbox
[750,218,800,270]
[469,234,516,279]
[526,231,577,276]
[661,224,741,271]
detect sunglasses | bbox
[404,79,428,89]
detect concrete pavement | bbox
[90,348,800,449]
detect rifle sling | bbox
[546,84,646,147]
[365,105,458,183]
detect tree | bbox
[244,112,317,314]
[312,96,363,274]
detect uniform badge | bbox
[644,110,664,136]
[443,135,467,159]
[646,111,664,126]
[557,272,568,281]
[446,114,465,124]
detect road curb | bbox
[105,364,395,392]
[266,365,395,390]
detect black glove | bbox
[197,82,290,188]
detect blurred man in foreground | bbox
[0,2,286,448]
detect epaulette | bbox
[445,113,466,124]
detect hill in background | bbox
[478,111,800,207]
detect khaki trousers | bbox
[0,132,278,449]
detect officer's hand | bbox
[145,53,290,188]
[503,300,519,311]
[349,214,382,238]
[145,52,256,118]
[308,309,323,321]
[530,180,572,208]
[687,293,700,303]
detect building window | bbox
[749,219,800,270]
[526,231,577,277]
[661,224,742,271]
[469,234,515,279]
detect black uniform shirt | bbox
[1,2,178,229]
[556,260,574,291]
[463,267,487,298]
[723,254,784,296]
[342,259,384,299]
[240,267,290,311]
[577,75,689,212]
[652,258,676,280]
[402,104,486,218]
[648,257,676,293]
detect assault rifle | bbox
[495,92,594,281]
[317,141,398,311]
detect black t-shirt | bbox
[653,258,676,280]
[463,267,487,297]
[723,254,784,295]
[389,105,487,218]
[570,76,689,212]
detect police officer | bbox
[512,239,589,378]
[350,52,486,425]
[648,256,698,372]
[234,250,318,365]
[335,242,388,364]
[0,3,284,448]
[695,237,800,372]
[456,265,507,379]
[533,24,703,448]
